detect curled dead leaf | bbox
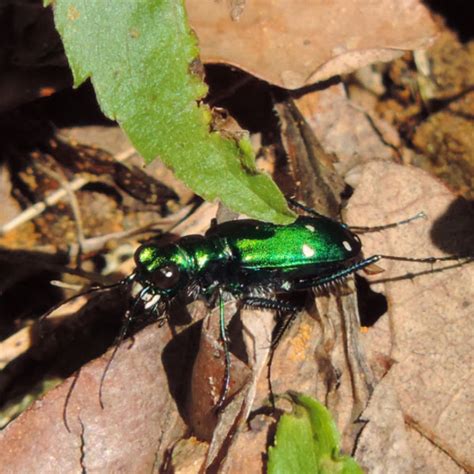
[188,0,438,88]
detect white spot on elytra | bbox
[302,244,315,257]
[305,224,316,232]
[343,241,352,252]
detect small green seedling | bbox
[268,393,364,474]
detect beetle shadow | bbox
[356,275,388,327]
[160,302,202,421]
[160,302,251,425]
[357,198,473,326]
[429,197,474,257]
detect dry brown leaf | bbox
[187,0,438,89]
[355,382,414,472]
[187,302,251,443]
[347,161,473,471]
[190,306,275,470]
[294,83,400,173]
[169,437,208,474]
[220,414,272,473]
[0,324,187,472]
[407,427,467,473]
[58,125,195,204]
[239,307,275,416]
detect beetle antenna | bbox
[62,369,81,433]
[287,197,326,218]
[39,277,129,331]
[98,308,133,409]
[56,275,134,430]
[350,211,426,233]
[379,254,473,264]
[98,276,150,409]
[287,197,427,233]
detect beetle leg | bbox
[379,254,473,264]
[241,296,304,347]
[287,197,327,218]
[242,296,300,313]
[215,288,232,411]
[293,255,382,290]
[242,295,302,408]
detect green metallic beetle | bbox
[133,214,376,306]
[103,201,466,407]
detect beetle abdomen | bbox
[221,216,361,271]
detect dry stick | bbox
[76,203,194,255]
[0,147,137,236]
[0,203,200,367]
[34,162,86,268]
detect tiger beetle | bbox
[119,199,468,409]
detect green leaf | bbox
[44,0,295,224]
[268,393,364,474]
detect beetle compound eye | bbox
[150,264,181,290]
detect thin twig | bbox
[0,147,137,236]
[73,203,193,255]
[34,162,86,267]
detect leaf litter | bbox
[0,1,473,472]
